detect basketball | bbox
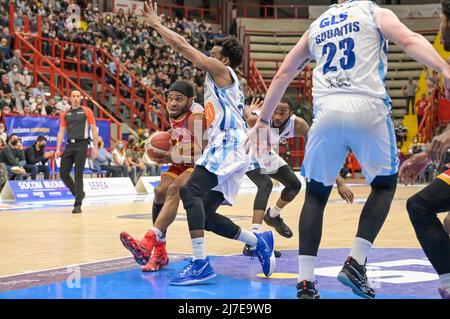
[145,131,172,160]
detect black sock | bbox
[152,203,164,224]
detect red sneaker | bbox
[120,231,152,266]
[141,241,169,272]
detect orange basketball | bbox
[144,131,172,160]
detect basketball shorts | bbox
[162,163,194,179]
[248,151,288,174]
[301,94,399,186]
[196,128,250,205]
[437,169,450,186]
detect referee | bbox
[56,90,98,214]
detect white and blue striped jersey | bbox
[203,66,247,142]
[308,0,390,107]
[269,114,296,144]
[252,110,296,145]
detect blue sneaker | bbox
[169,257,216,286]
[255,231,276,277]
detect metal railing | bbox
[14,33,122,143]
[20,34,168,131]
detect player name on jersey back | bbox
[308,1,390,105]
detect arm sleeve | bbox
[60,110,67,128]
[83,107,96,126]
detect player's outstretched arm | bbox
[374,7,450,99]
[141,1,228,83]
[258,30,311,125]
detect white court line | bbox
[0,251,191,279]
[0,249,249,279]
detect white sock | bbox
[237,229,258,247]
[249,224,262,249]
[151,227,164,242]
[269,205,282,218]
[251,223,262,233]
[192,237,206,260]
[298,255,316,283]
[349,237,373,265]
[440,273,450,292]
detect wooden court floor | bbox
[0,184,442,277]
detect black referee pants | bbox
[60,142,88,206]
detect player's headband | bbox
[168,81,195,99]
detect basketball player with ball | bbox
[120,81,205,272]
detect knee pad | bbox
[179,184,191,202]
[282,178,302,200]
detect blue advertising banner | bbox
[5,115,111,149]
[1,180,74,201]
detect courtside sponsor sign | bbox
[135,176,161,194]
[84,178,136,196]
[1,180,73,201]
[1,178,136,201]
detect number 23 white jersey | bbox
[308,0,390,107]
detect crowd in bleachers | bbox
[4,0,444,188]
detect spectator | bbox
[0,52,8,77]
[23,106,31,116]
[111,142,131,178]
[55,95,71,111]
[0,122,6,144]
[0,74,12,97]
[408,136,425,155]
[12,81,24,98]
[395,124,408,148]
[45,96,57,115]
[8,49,23,70]
[16,94,31,113]
[8,64,23,88]
[30,94,47,115]
[143,151,160,176]
[141,71,154,88]
[31,81,47,102]
[415,93,429,127]
[24,136,53,180]
[22,67,32,88]
[126,140,145,184]
[0,94,13,111]
[93,139,122,177]
[403,77,418,115]
[0,37,10,60]
[0,136,27,180]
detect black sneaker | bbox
[337,257,375,299]
[72,205,82,214]
[243,244,282,258]
[296,280,320,299]
[264,209,293,238]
